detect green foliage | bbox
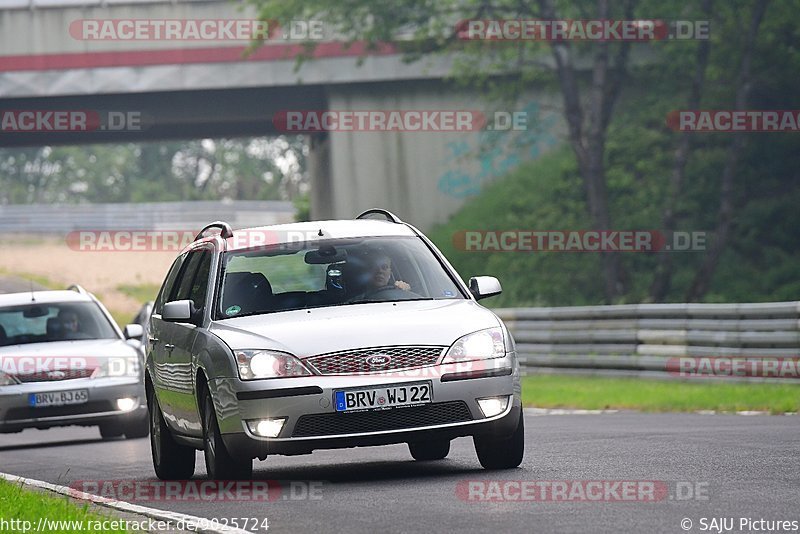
[429,115,800,306]
[0,136,307,205]
[0,478,128,533]
[429,147,607,307]
[243,0,800,305]
[293,191,311,222]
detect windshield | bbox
[0,301,119,347]
[216,236,465,318]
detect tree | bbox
[247,0,784,303]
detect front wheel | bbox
[99,422,124,440]
[408,439,450,461]
[124,413,150,439]
[474,411,524,469]
[149,387,195,480]
[202,390,252,480]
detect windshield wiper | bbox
[345,297,434,305]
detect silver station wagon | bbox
[147,209,523,480]
[0,287,148,438]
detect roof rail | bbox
[67,284,87,295]
[355,208,403,223]
[195,221,234,241]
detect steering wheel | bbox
[354,285,423,302]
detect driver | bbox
[367,253,410,294]
[347,252,413,302]
[57,309,81,339]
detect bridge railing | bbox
[495,302,800,380]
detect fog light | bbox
[247,418,286,438]
[116,397,138,412]
[477,396,510,418]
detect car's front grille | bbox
[292,401,473,437]
[304,346,445,375]
[5,401,114,421]
[14,369,96,383]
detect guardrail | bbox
[0,200,294,234]
[495,302,800,380]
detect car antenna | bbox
[30,280,36,302]
[318,228,324,237]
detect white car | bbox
[0,286,148,439]
[147,209,523,479]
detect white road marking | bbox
[0,471,255,534]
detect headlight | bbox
[236,350,312,380]
[91,357,140,379]
[0,370,17,386]
[442,327,506,364]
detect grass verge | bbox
[0,268,61,290]
[521,375,800,414]
[115,284,159,304]
[0,478,127,533]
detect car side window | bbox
[155,255,185,314]
[173,251,204,303]
[188,251,212,311]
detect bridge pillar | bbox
[308,133,333,220]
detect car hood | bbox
[210,299,501,358]
[0,339,139,360]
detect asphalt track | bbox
[1,411,798,533]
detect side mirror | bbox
[123,323,144,340]
[468,276,502,301]
[162,300,196,323]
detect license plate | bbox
[334,382,432,412]
[29,389,89,408]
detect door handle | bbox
[164,343,175,355]
[148,337,159,345]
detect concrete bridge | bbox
[0,0,563,229]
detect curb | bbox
[0,472,254,534]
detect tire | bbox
[474,411,525,470]
[149,387,195,480]
[99,422,124,439]
[124,413,150,439]
[408,439,450,461]
[202,389,252,480]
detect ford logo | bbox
[365,354,392,367]
[47,370,66,380]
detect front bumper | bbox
[0,377,147,433]
[209,355,522,458]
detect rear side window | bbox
[188,251,212,310]
[173,252,204,302]
[155,255,184,314]
[173,249,212,310]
